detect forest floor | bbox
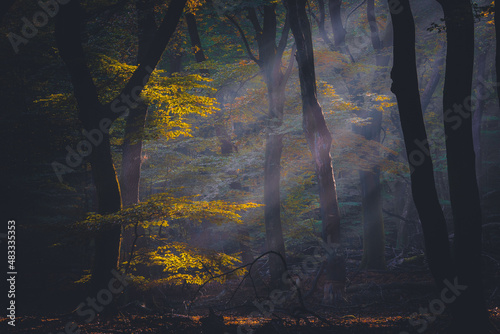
[2,254,500,333]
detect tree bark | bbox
[257,5,289,288]
[56,0,188,298]
[313,0,335,50]
[356,0,389,270]
[120,0,157,207]
[328,0,346,47]
[388,0,454,290]
[55,0,123,296]
[185,12,209,74]
[286,0,344,297]
[366,0,381,50]
[473,50,488,186]
[228,4,292,288]
[496,0,500,107]
[421,45,445,113]
[436,0,489,330]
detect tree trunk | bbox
[473,50,488,186]
[314,0,335,50]
[421,45,445,113]
[286,0,344,299]
[55,0,123,296]
[437,1,489,330]
[56,0,188,299]
[120,0,156,205]
[185,12,209,74]
[119,0,157,269]
[264,131,286,287]
[496,0,500,107]
[241,4,292,288]
[388,0,454,291]
[366,0,381,50]
[328,0,346,47]
[357,0,389,270]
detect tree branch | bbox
[277,11,291,59]
[105,0,188,121]
[225,14,261,65]
[246,7,263,34]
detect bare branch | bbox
[246,7,263,34]
[225,14,261,65]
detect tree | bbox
[120,0,158,207]
[496,0,500,107]
[390,0,492,331]
[435,0,489,330]
[389,0,454,290]
[285,0,344,298]
[328,0,347,48]
[224,2,293,288]
[55,0,188,295]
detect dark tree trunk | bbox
[388,0,454,290]
[185,12,209,74]
[56,0,188,299]
[169,52,183,75]
[119,1,158,270]
[313,0,335,50]
[120,0,156,207]
[473,50,488,186]
[496,0,500,107]
[328,0,346,47]
[286,0,344,298]
[55,0,123,296]
[436,1,489,330]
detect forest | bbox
[1,0,499,332]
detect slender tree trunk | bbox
[389,0,454,290]
[357,0,390,270]
[185,12,209,74]
[242,4,292,288]
[264,127,286,288]
[120,0,156,207]
[262,39,287,291]
[437,1,489,330]
[119,0,157,269]
[421,45,446,113]
[313,0,335,50]
[328,0,346,47]
[55,0,123,296]
[496,0,500,107]
[286,0,344,299]
[56,0,188,299]
[473,50,488,185]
